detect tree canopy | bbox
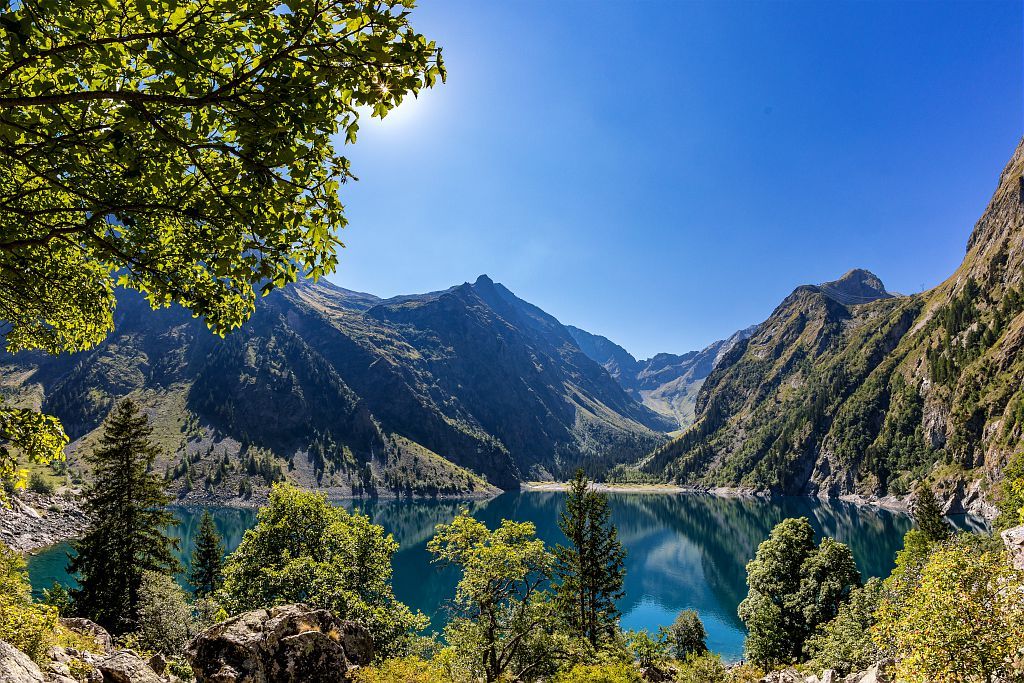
[0,0,443,488]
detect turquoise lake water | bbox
[28,491,969,661]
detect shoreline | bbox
[520,481,916,513]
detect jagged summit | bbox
[813,268,892,305]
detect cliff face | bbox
[646,138,1024,502]
[1,276,667,501]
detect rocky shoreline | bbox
[0,492,90,553]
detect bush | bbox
[675,652,728,683]
[352,656,447,683]
[222,483,426,658]
[26,471,54,494]
[667,609,708,659]
[873,535,1024,682]
[0,542,60,662]
[134,571,195,657]
[806,578,884,675]
[552,661,643,683]
[626,630,669,669]
[41,581,73,616]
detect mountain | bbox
[1,275,669,502]
[567,325,756,429]
[645,138,1024,506]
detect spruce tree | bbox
[912,483,951,542]
[188,511,225,597]
[68,399,181,633]
[554,469,626,646]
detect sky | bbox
[329,0,1023,359]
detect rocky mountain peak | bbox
[814,268,892,305]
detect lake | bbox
[27,490,956,661]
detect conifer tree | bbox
[188,511,225,597]
[68,399,181,633]
[911,482,951,542]
[554,469,626,646]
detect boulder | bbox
[842,660,892,683]
[60,618,114,653]
[94,650,164,683]
[761,669,806,683]
[186,604,374,683]
[0,640,45,683]
[1002,525,1024,571]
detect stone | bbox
[761,669,806,683]
[186,603,374,683]
[1002,525,1024,571]
[0,640,45,683]
[843,660,892,683]
[821,670,838,683]
[94,650,164,683]
[60,618,114,653]
[147,653,167,676]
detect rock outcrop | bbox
[1003,524,1024,570]
[763,660,892,683]
[186,604,373,683]
[0,493,89,552]
[60,618,113,653]
[0,640,45,683]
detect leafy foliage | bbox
[0,0,443,495]
[806,577,884,676]
[221,483,425,657]
[873,535,1024,683]
[738,517,861,668]
[352,656,448,683]
[551,661,643,683]
[428,511,556,683]
[0,541,60,662]
[995,450,1024,531]
[69,398,181,634]
[134,570,194,657]
[554,469,626,647]
[666,609,708,660]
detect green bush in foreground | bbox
[551,661,643,683]
[0,541,60,662]
[221,483,425,658]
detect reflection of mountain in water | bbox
[28,491,924,659]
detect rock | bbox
[147,653,167,676]
[1002,525,1024,571]
[0,640,46,683]
[186,603,374,683]
[821,670,838,683]
[94,650,164,683]
[761,669,806,683]
[60,618,114,653]
[0,493,89,552]
[842,660,892,683]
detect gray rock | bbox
[821,670,838,683]
[0,640,45,683]
[1002,525,1024,571]
[761,669,806,683]
[842,660,892,683]
[60,618,114,653]
[186,603,374,683]
[94,650,164,683]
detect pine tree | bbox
[188,511,225,597]
[911,483,951,542]
[68,399,181,633]
[554,469,626,646]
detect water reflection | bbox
[28,491,938,661]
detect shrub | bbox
[873,535,1024,682]
[222,483,425,658]
[667,609,708,659]
[675,652,728,683]
[806,578,884,675]
[0,542,60,662]
[552,661,643,683]
[26,471,54,494]
[352,656,447,683]
[134,570,194,657]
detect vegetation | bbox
[427,511,557,682]
[134,570,195,657]
[0,541,60,662]
[874,534,1024,683]
[69,398,181,634]
[666,609,708,660]
[806,578,884,675]
[555,469,626,648]
[188,511,225,597]
[995,450,1024,531]
[0,0,444,494]
[910,483,951,542]
[221,483,425,657]
[738,517,861,669]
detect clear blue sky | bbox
[329,0,1022,359]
